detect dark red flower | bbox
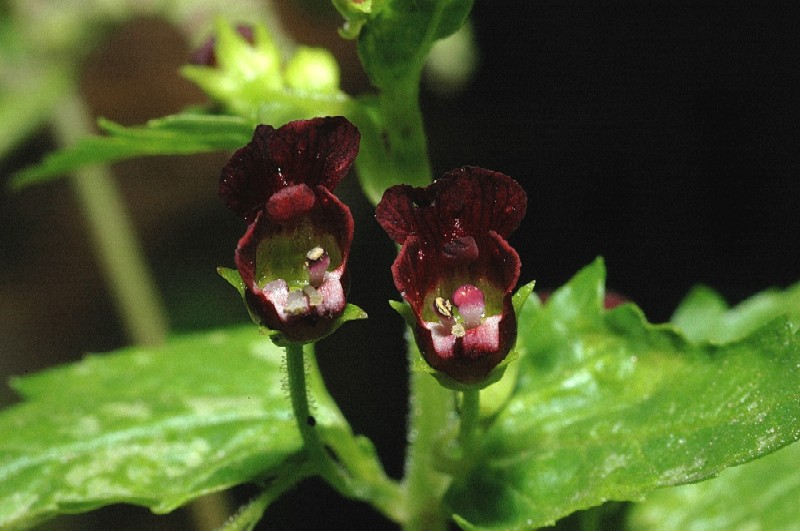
[220,117,359,343]
[376,167,527,384]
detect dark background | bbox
[1,1,798,529]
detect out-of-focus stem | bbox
[51,92,168,346]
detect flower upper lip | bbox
[219,116,360,224]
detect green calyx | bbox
[284,47,341,94]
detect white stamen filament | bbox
[285,289,309,315]
[303,285,323,306]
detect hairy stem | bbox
[285,342,406,523]
[218,461,314,531]
[285,342,326,459]
[402,343,455,531]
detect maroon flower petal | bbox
[219,117,360,223]
[391,231,520,319]
[220,117,359,343]
[414,296,517,384]
[266,184,316,222]
[268,117,360,191]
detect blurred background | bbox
[1,1,798,529]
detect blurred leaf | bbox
[0,66,72,161]
[447,258,800,529]
[10,113,255,189]
[671,282,800,343]
[627,441,800,531]
[0,326,350,529]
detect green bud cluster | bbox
[182,19,342,120]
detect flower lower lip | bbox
[426,315,503,358]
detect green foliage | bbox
[0,326,349,530]
[625,280,800,531]
[6,2,799,529]
[447,259,800,529]
[9,114,254,189]
[9,2,480,205]
[627,441,800,531]
[672,282,800,343]
[2,260,799,529]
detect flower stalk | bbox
[285,341,406,524]
[402,360,454,531]
[284,342,327,461]
[458,388,480,457]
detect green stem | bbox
[458,389,480,457]
[218,461,314,531]
[379,81,433,188]
[285,342,405,523]
[51,92,169,346]
[402,342,456,531]
[285,342,326,460]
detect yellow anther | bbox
[434,296,453,318]
[306,246,325,262]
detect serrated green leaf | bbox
[446,258,800,529]
[9,113,255,189]
[627,441,800,531]
[0,326,349,529]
